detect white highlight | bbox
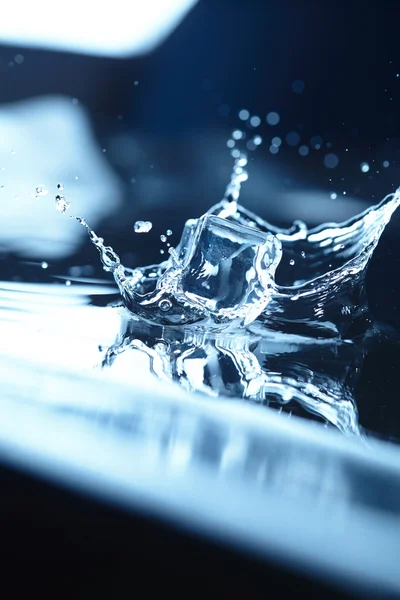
[0,0,197,57]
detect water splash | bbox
[58,133,400,436]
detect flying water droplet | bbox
[134,220,152,233]
[160,234,167,242]
[36,186,48,196]
[55,195,70,213]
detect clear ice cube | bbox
[177,214,282,325]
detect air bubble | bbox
[159,299,172,312]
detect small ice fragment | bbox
[134,220,152,233]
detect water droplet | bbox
[360,162,370,173]
[65,280,71,286]
[55,195,70,213]
[266,112,280,126]
[160,249,165,254]
[301,251,306,258]
[330,192,337,200]
[166,229,172,236]
[290,259,295,266]
[383,160,390,168]
[57,182,64,190]
[159,299,172,312]
[14,54,24,64]
[36,186,48,196]
[41,261,48,269]
[72,98,79,105]
[160,234,167,242]
[227,139,235,148]
[253,135,263,146]
[269,145,279,155]
[134,220,152,233]
[239,109,250,121]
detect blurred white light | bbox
[266,111,280,126]
[360,162,370,173]
[0,95,122,258]
[250,115,261,127]
[0,0,197,57]
[324,154,339,169]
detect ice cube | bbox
[177,214,282,325]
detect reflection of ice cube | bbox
[178,214,282,325]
